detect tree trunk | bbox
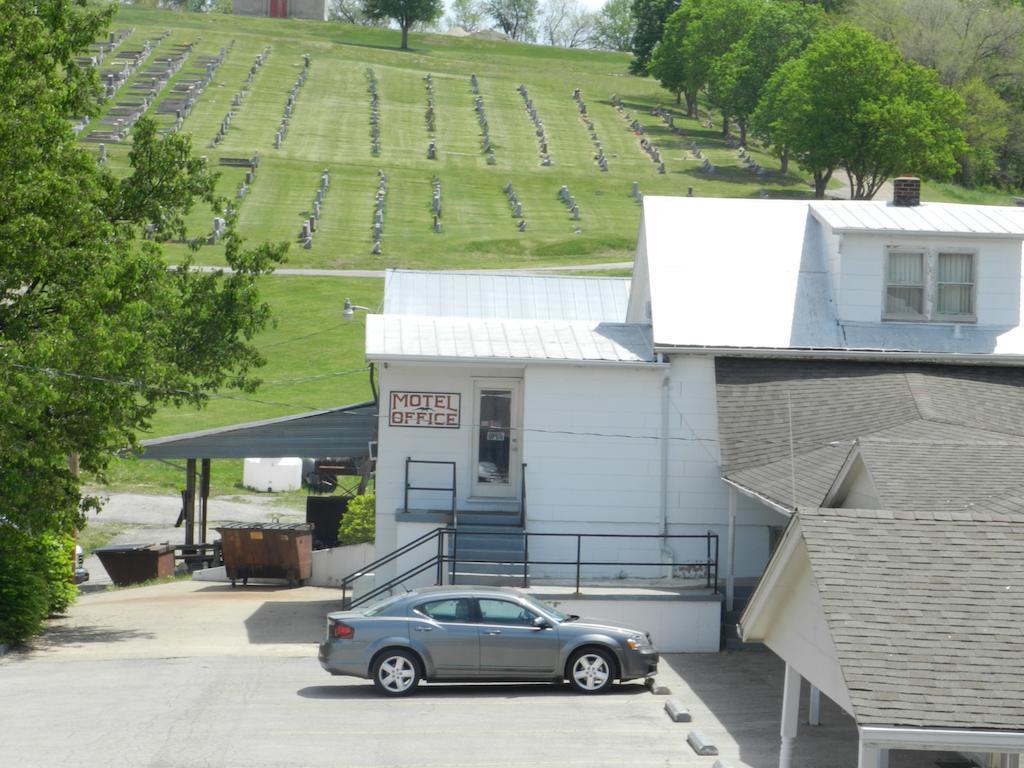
[813,169,832,199]
[739,120,746,147]
[685,92,697,119]
[675,90,681,106]
[400,24,410,50]
[780,147,789,175]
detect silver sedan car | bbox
[318,585,659,696]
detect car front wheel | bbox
[372,649,421,696]
[568,648,615,693]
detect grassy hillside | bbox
[95,7,826,271]
[88,8,1013,497]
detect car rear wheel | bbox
[568,648,615,693]
[372,649,421,696]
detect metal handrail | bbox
[403,458,456,519]
[339,529,720,609]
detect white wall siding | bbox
[836,233,1023,326]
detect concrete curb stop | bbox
[712,760,735,768]
[687,730,719,756]
[646,677,671,695]
[664,698,692,722]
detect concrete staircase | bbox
[450,511,528,587]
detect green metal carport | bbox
[139,401,378,547]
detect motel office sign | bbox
[389,391,461,428]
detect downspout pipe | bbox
[659,357,673,571]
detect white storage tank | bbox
[243,457,303,492]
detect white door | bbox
[470,379,522,498]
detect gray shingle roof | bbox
[716,358,1024,509]
[799,507,1024,730]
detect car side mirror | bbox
[532,616,551,630]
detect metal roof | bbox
[810,200,1024,237]
[382,269,630,322]
[139,402,377,459]
[636,196,1024,355]
[365,315,654,364]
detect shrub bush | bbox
[338,493,375,545]
[0,527,49,646]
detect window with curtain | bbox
[883,249,976,322]
[885,252,925,318]
[936,252,975,317]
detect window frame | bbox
[882,246,977,324]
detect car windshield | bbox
[519,593,570,622]
[362,593,406,616]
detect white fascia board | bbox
[722,477,795,517]
[861,726,1024,751]
[365,354,664,369]
[737,514,802,641]
[655,345,1024,367]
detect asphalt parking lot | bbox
[0,581,950,768]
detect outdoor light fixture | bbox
[342,297,370,321]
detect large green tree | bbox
[708,0,822,145]
[363,0,443,49]
[592,0,634,51]
[647,1,699,114]
[752,25,966,198]
[629,0,677,75]
[484,0,539,40]
[0,0,285,642]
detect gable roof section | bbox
[365,315,654,365]
[716,358,1024,511]
[382,269,631,322]
[799,507,1024,730]
[638,196,839,351]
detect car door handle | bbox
[413,627,434,632]
[483,630,501,636]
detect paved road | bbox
[0,581,952,768]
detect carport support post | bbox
[199,459,211,544]
[779,662,800,768]
[1001,755,1021,768]
[184,458,196,547]
[726,486,736,612]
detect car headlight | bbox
[626,633,651,650]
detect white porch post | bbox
[808,684,821,726]
[726,486,736,612]
[858,738,880,768]
[779,663,801,768]
[1001,754,1021,768]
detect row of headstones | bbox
[78,33,165,139]
[689,141,716,175]
[75,27,134,70]
[516,84,552,167]
[557,185,581,221]
[275,54,311,149]
[431,176,442,233]
[89,39,194,143]
[610,94,666,175]
[371,170,388,254]
[471,74,497,165]
[735,145,767,177]
[299,169,331,250]
[367,67,381,156]
[572,88,608,172]
[157,45,229,136]
[425,74,438,160]
[233,153,261,202]
[503,182,527,232]
[212,46,270,147]
[652,105,685,139]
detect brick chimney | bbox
[893,176,921,207]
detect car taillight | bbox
[332,621,354,640]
